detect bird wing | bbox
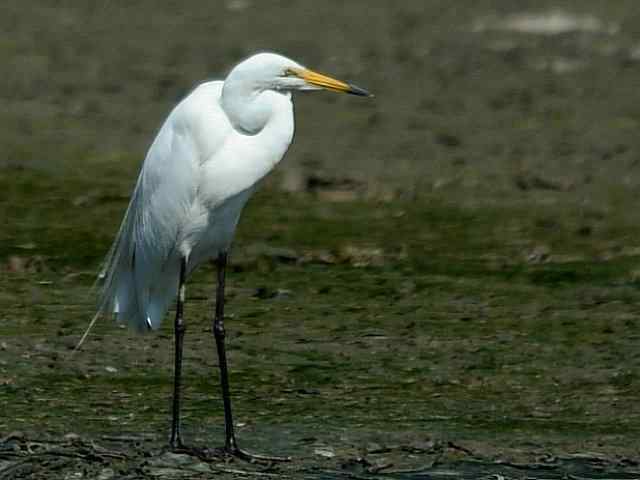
[96,79,293,332]
[98,81,227,330]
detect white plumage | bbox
[96,52,369,332]
[99,78,292,331]
[88,52,370,459]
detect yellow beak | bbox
[297,68,372,97]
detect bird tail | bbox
[94,187,180,334]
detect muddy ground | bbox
[2,1,640,478]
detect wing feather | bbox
[97,82,225,330]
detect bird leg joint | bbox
[176,321,186,335]
[213,320,226,339]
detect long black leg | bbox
[213,251,237,451]
[170,256,188,449]
[213,251,290,463]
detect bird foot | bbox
[169,436,185,451]
[223,445,291,464]
[168,442,290,465]
[169,442,205,457]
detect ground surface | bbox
[2,1,640,478]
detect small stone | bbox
[96,468,115,480]
[146,467,186,477]
[7,256,26,273]
[314,446,336,458]
[64,472,83,479]
[187,462,212,473]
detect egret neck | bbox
[221,78,275,135]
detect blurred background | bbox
[2,0,640,476]
[4,0,640,196]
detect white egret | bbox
[94,52,371,461]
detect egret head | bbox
[227,52,371,97]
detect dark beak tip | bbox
[347,83,373,98]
